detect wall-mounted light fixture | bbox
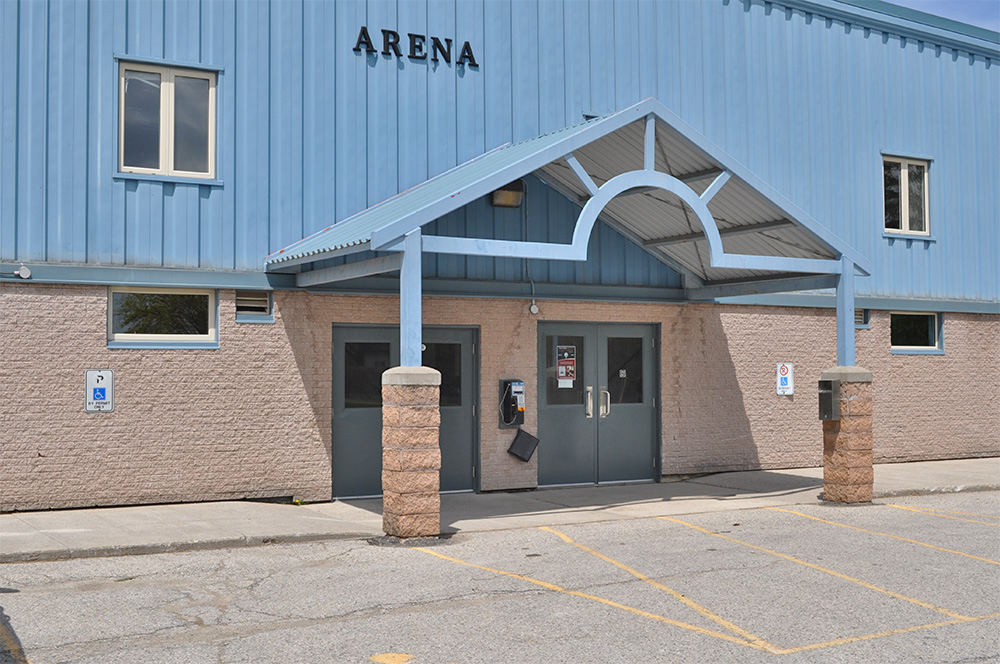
[491,179,525,208]
[2,264,31,279]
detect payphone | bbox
[499,379,525,428]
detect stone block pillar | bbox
[381,366,442,538]
[821,366,874,503]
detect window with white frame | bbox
[890,312,940,351]
[883,156,929,235]
[109,288,216,343]
[119,62,216,179]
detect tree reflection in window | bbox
[113,292,209,335]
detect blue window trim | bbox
[108,340,220,350]
[114,53,224,73]
[883,232,936,245]
[236,313,275,324]
[891,347,945,356]
[114,172,223,187]
[880,150,935,164]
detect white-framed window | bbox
[883,156,929,235]
[108,287,217,345]
[119,62,216,179]
[890,311,941,353]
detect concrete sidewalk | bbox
[2,457,997,563]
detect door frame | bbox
[330,323,481,496]
[536,320,662,486]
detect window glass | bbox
[907,163,925,233]
[112,292,209,335]
[122,70,161,169]
[344,343,390,408]
[607,337,643,404]
[173,75,210,173]
[423,343,461,407]
[883,160,901,230]
[546,335,584,406]
[890,313,936,348]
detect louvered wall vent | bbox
[236,291,271,315]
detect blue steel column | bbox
[836,256,856,366]
[400,229,423,367]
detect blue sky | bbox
[885,0,1000,33]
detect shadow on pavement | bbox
[0,603,29,664]
[340,470,825,529]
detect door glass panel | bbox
[545,335,584,405]
[344,342,390,408]
[607,337,643,404]
[423,342,461,407]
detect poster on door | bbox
[556,345,576,388]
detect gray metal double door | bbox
[332,326,477,498]
[537,323,658,486]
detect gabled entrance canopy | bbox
[267,99,870,367]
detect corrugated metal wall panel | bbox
[0,0,18,261]
[2,0,996,301]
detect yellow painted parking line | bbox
[369,655,414,664]
[894,506,1000,520]
[767,507,1000,567]
[539,526,777,650]
[659,516,973,620]
[772,612,1000,655]
[413,547,772,652]
[888,504,1000,527]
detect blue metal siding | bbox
[335,176,682,289]
[1,0,997,300]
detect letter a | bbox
[353,26,376,53]
[457,41,478,67]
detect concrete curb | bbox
[873,484,1000,498]
[0,532,373,565]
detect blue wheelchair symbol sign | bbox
[780,377,788,386]
[93,388,106,401]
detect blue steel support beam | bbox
[400,229,423,367]
[563,153,599,197]
[699,171,731,203]
[836,256,856,366]
[644,114,655,172]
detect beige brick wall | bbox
[859,310,1000,463]
[0,283,330,511]
[3,282,997,511]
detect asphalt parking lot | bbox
[2,491,998,663]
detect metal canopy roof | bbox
[266,98,869,292]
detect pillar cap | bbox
[821,366,872,383]
[382,366,442,386]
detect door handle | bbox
[585,386,594,418]
[600,388,611,418]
